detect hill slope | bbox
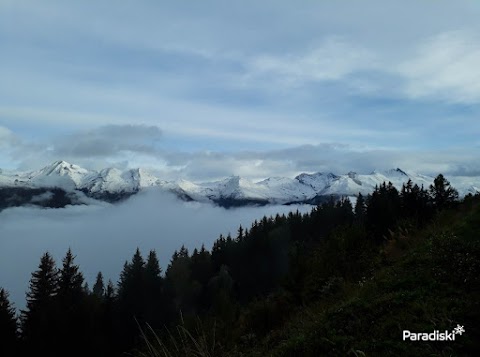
[233,200,480,356]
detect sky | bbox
[1,0,480,180]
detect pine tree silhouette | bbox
[0,288,18,356]
[117,248,147,352]
[429,174,459,210]
[93,272,105,298]
[56,249,88,357]
[21,252,59,356]
[144,250,165,327]
[354,193,366,223]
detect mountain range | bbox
[1,160,479,209]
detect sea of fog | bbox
[0,189,312,309]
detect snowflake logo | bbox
[453,325,465,335]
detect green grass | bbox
[133,315,221,357]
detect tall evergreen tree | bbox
[399,179,434,225]
[58,248,84,300]
[338,197,354,224]
[165,247,198,314]
[56,249,89,357]
[237,225,244,242]
[366,182,401,241]
[144,250,165,327]
[0,288,18,356]
[429,174,459,210]
[145,250,162,281]
[191,245,213,311]
[105,280,116,301]
[354,193,366,223]
[93,272,105,298]
[91,277,116,357]
[103,279,117,355]
[117,248,147,352]
[118,248,146,306]
[21,252,59,356]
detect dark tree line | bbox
[0,187,73,211]
[0,174,465,356]
[0,288,18,355]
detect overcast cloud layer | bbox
[1,1,480,178]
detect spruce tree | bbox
[105,280,116,301]
[191,245,213,311]
[56,249,88,357]
[354,193,366,223]
[366,182,401,241]
[117,248,147,352]
[93,272,105,298]
[118,248,146,306]
[144,250,165,327]
[145,250,162,282]
[21,252,58,356]
[0,288,18,356]
[165,247,197,314]
[103,280,117,356]
[237,225,244,241]
[58,248,84,300]
[429,174,459,210]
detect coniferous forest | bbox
[1,174,479,356]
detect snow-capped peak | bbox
[295,172,339,191]
[36,160,89,177]
[371,168,408,177]
[1,161,480,207]
[28,160,92,189]
[384,168,408,177]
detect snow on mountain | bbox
[295,172,339,191]
[256,177,316,202]
[448,176,480,197]
[0,168,25,187]
[321,175,368,196]
[130,168,162,189]
[81,167,159,194]
[198,176,268,201]
[28,160,93,190]
[80,168,131,193]
[1,160,480,207]
[218,176,265,199]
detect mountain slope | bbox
[239,198,480,356]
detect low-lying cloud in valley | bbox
[0,190,311,309]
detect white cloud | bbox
[398,31,480,103]
[0,126,18,147]
[53,124,163,158]
[247,38,376,86]
[244,30,480,104]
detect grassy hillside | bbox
[226,199,480,356]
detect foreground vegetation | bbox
[1,174,479,356]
